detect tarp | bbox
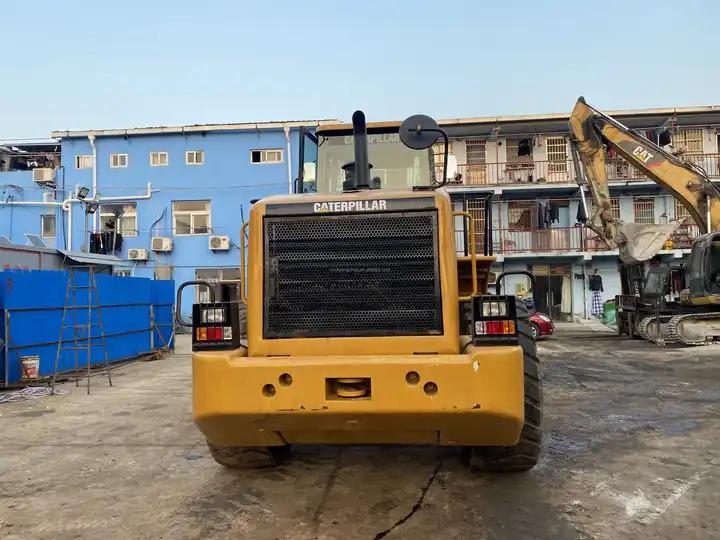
[617,223,680,264]
[0,269,174,386]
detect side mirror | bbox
[658,130,672,147]
[399,114,440,150]
[399,114,449,187]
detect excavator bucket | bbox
[617,223,680,264]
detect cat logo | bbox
[632,145,654,164]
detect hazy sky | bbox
[2,0,719,139]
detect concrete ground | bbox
[1,324,719,540]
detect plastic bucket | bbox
[20,355,40,380]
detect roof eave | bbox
[51,119,339,139]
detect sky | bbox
[2,0,719,139]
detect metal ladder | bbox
[51,266,113,394]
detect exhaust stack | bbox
[343,110,371,191]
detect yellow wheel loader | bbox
[182,111,542,471]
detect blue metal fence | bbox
[0,269,174,386]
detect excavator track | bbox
[638,316,676,345]
[665,312,720,346]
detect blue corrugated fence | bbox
[0,269,174,385]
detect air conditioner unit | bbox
[42,191,56,202]
[209,235,230,251]
[151,237,173,252]
[32,168,55,185]
[128,248,149,261]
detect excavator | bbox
[184,111,543,471]
[570,97,720,345]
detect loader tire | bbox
[206,441,291,468]
[467,321,542,472]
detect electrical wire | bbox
[0,386,68,403]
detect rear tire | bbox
[206,441,291,468]
[467,321,542,472]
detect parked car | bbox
[528,311,554,340]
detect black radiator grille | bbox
[263,211,442,338]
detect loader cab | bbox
[688,233,720,297]
[297,121,450,194]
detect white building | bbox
[437,105,720,320]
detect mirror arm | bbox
[422,127,449,188]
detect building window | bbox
[75,155,93,169]
[173,200,211,235]
[546,137,567,173]
[150,151,168,167]
[675,200,692,223]
[588,197,620,220]
[671,129,703,155]
[250,149,283,164]
[432,140,452,163]
[195,268,241,303]
[110,153,128,168]
[100,203,137,236]
[466,198,486,253]
[465,139,487,184]
[508,201,535,229]
[466,140,486,165]
[185,150,204,165]
[41,214,56,238]
[634,197,655,224]
[431,140,453,181]
[506,138,534,165]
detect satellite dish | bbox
[399,114,440,150]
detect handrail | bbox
[239,221,249,304]
[454,211,477,301]
[175,280,215,327]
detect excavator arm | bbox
[569,97,720,248]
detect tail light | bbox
[192,302,241,351]
[472,295,519,344]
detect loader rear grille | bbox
[263,211,442,338]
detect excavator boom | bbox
[570,97,720,243]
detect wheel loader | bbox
[183,111,543,471]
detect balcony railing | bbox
[456,160,573,186]
[457,224,701,255]
[451,153,720,187]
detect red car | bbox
[528,311,554,340]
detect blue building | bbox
[0,119,333,317]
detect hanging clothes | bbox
[537,199,550,228]
[561,276,572,314]
[591,291,603,317]
[588,273,603,291]
[549,203,560,224]
[576,201,588,223]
